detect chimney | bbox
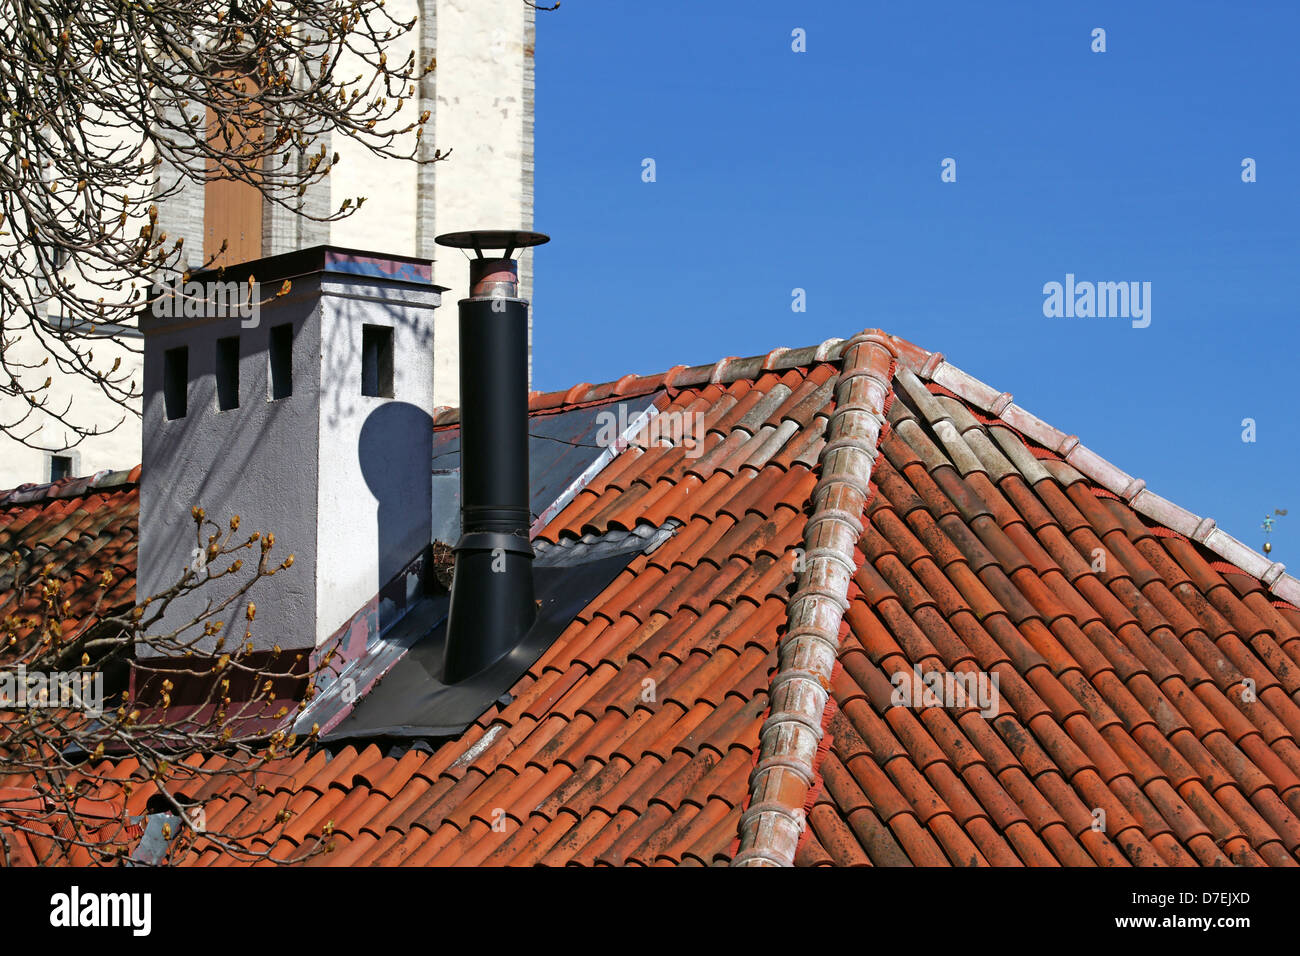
[435,230,549,683]
[137,248,443,657]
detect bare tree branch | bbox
[0,506,341,865]
[0,0,447,450]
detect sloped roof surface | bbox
[802,368,1300,867]
[4,333,1300,867]
[0,466,140,632]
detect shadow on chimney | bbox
[359,400,433,632]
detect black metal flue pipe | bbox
[438,233,547,683]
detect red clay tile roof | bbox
[0,466,141,635]
[5,333,1300,866]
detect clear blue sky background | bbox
[532,0,1299,562]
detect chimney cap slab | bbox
[435,230,549,258]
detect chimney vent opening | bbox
[216,335,240,411]
[361,324,394,398]
[268,322,293,400]
[49,454,73,482]
[163,345,189,420]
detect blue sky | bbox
[532,0,1299,561]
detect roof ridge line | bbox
[431,336,863,426]
[0,465,141,507]
[732,328,898,867]
[898,345,1299,606]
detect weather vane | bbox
[1262,508,1287,554]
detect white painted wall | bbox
[0,105,155,488]
[423,0,537,406]
[0,331,142,485]
[314,276,437,645]
[328,0,421,257]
